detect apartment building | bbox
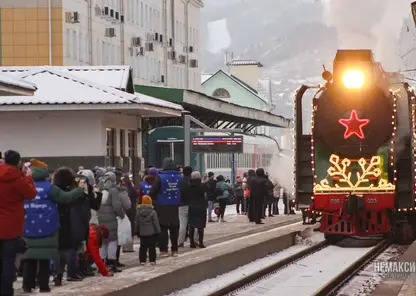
[0,0,203,90]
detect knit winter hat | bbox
[30,158,48,169]
[142,195,152,205]
[148,167,158,177]
[4,150,21,166]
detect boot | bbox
[116,246,125,267]
[54,273,63,286]
[107,259,122,273]
[189,228,196,248]
[79,258,95,277]
[198,228,206,248]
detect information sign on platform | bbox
[191,136,243,153]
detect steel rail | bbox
[206,240,329,296]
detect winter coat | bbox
[137,175,155,204]
[233,181,244,198]
[187,179,208,228]
[86,225,108,276]
[69,193,91,246]
[136,204,161,237]
[265,178,275,205]
[249,176,268,203]
[124,182,137,232]
[23,167,84,261]
[205,179,217,201]
[97,182,125,242]
[0,164,37,240]
[216,181,232,200]
[179,175,191,206]
[119,187,132,211]
[150,158,180,227]
[89,190,102,225]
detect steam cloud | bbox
[322,0,410,71]
[267,131,294,192]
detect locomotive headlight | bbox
[343,70,365,89]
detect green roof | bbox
[135,85,185,103]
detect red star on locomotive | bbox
[338,110,370,140]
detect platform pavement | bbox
[371,240,416,296]
[13,211,302,295]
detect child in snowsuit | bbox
[85,224,113,277]
[136,195,161,265]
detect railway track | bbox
[313,239,391,296]
[206,240,328,296]
[206,239,391,296]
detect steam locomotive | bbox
[294,49,416,242]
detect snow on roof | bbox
[0,72,37,91]
[201,74,213,84]
[0,68,182,112]
[0,65,132,91]
[228,60,264,67]
[134,92,183,110]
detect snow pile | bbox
[295,229,323,246]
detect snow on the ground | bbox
[166,232,325,296]
[233,245,376,296]
[336,244,408,296]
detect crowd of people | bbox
[0,151,293,296]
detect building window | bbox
[212,88,231,99]
[140,1,143,27]
[79,31,83,62]
[106,128,116,166]
[72,30,77,60]
[66,29,71,57]
[145,4,148,29]
[120,130,125,157]
[128,130,136,157]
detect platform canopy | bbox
[135,85,292,133]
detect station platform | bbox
[371,240,416,296]
[14,211,303,296]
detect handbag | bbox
[117,216,133,246]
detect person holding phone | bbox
[0,150,37,296]
[22,159,86,293]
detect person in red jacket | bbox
[85,224,114,277]
[0,150,37,296]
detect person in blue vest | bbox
[138,167,158,204]
[149,158,182,257]
[22,159,86,293]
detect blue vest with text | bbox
[140,181,153,197]
[156,170,182,206]
[23,180,59,238]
